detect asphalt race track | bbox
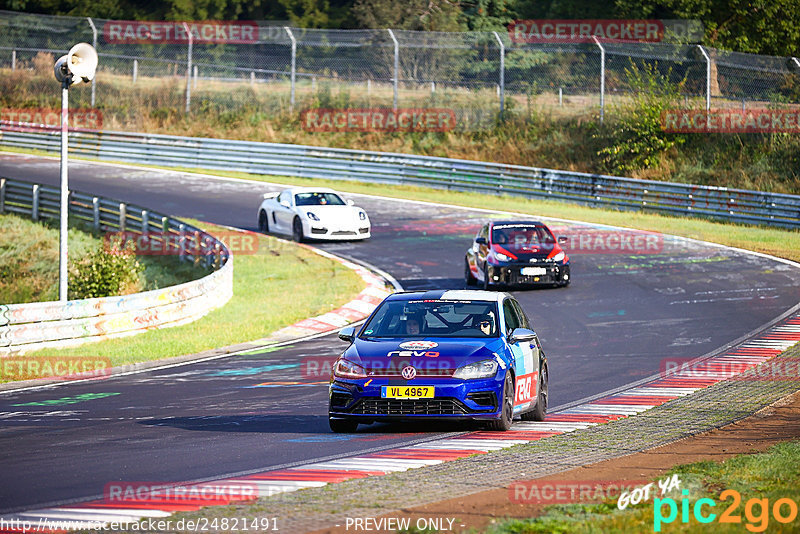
[1,153,799,514]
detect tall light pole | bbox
[53,43,98,302]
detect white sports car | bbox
[257,187,371,242]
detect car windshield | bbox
[294,192,346,206]
[492,224,554,248]
[361,300,499,338]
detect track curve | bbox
[1,153,799,514]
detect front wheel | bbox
[258,210,269,233]
[482,265,491,291]
[465,258,477,286]
[329,418,358,433]
[292,217,305,243]
[522,367,548,421]
[485,372,513,431]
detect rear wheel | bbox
[292,217,305,242]
[485,372,513,431]
[329,418,358,433]
[258,210,269,233]
[482,265,491,291]
[465,258,477,286]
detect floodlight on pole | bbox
[54,43,98,302]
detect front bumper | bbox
[329,376,504,421]
[487,261,570,286]
[305,221,371,240]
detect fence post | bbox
[133,59,138,83]
[492,31,505,115]
[141,209,149,233]
[697,45,711,111]
[284,27,297,111]
[182,22,193,113]
[559,87,563,106]
[92,197,100,230]
[87,17,97,107]
[0,178,5,214]
[387,29,399,110]
[193,65,198,88]
[592,36,605,123]
[11,50,15,71]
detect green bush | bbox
[68,240,143,299]
[596,62,687,175]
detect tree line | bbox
[2,0,798,57]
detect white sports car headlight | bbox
[359,211,367,221]
[453,359,498,380]
[307,212,320,221]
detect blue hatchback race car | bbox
[328,289,549,433]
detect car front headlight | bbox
[358,211,367,221]
[551,251,566,262]
[332,359,367,379]
[494,252,511,262]
[307,212,320,221]
[453,359,498,380]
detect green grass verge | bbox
[489,440,800,533]
[0,213,205,304]
[27,220,364,368]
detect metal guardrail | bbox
[1,122,799,228]
[0,177,233,355]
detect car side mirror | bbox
[475,236,487,245]
[279,199,290,208]
[338,326,356,342]
[347,199,355,206]
[557,236,568,244]
[509,327,536,344]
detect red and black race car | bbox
[465,220,570,289]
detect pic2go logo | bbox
[654,490,800,532]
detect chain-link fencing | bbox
[1,10,799,132]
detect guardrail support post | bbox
[179,223,186,258]
[32,184,39,221]
[92,197,100,230]
[492,31,505,116]
[592,36,605,123]
[183,22,193,114]
[0,178,6,214]
[387,29,399,111]
[119,203,126,232]
[141,209,149,233]
[284,27,297,111]
[697,45,711,111]
[87,17,97,107]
